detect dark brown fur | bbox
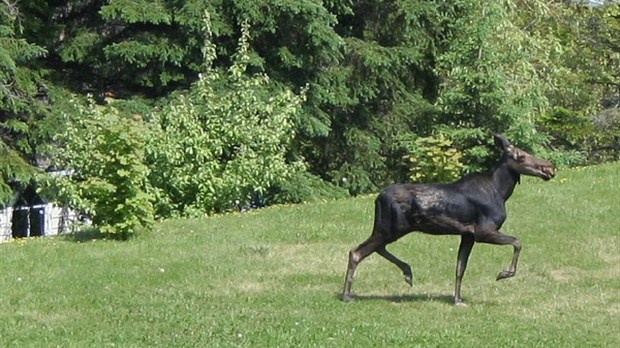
[342,134,556,305]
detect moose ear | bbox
[493,133,515,155]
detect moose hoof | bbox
[404,274,413,287]
[454,298,468,307]
[496,270,515,280]
[342,293,354,303]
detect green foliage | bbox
[430,127,492,173]
[312,0,444,192]
[512,1,619,164]
[435,0,548,162]
[268,171,349,205]
[540,106,620,165]
[6,0,620,210]
[0,144,37,206]
[539,107,592,164]
[0,3,47,113]
[54,0,194,90]
[591,108,620,162]
[49,97,154,240]
[521,1,602,118]
[586,3,620,102]
[402,134,465,183]
[146,16,306,217]
[0,0,48,204]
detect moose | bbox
[342,134,556,305]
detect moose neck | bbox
[491,159,521,201]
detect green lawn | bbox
[1,163,618,347]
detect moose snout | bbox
[541,165,556,180]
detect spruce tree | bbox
[0,0,47,205]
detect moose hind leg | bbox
[377,246,413,286]
[342,237,383,302]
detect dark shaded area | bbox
[11,184,46,238]
[61,227,106,243]
[336,292,455,305]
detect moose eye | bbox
[512,152,526,162]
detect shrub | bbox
[145,15,306,217]
[539,106,619,165]
[268,171,349,205]
[402,134,465,183]
[49,98,154,240]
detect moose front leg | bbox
[496,237,522,280]
[475,230,522,280]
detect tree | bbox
[0,0,47,205]
[595,2,620,101]
[25,0,342,181]
[513,0,620,163]
[146,14,306,217]
[14,0,620,213]
[310,0,445,192]
[433,0,557,171]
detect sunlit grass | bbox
[0,162,618,347]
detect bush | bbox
[591,108,620,162]
[268,171,349,205]
[539,106,619,165]
[49,97,154,240]
[145,15,306,217]
[402,134,465,183]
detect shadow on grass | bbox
[336,292,455,304]
[62,227,106,243]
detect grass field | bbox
[1,162,619,347]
